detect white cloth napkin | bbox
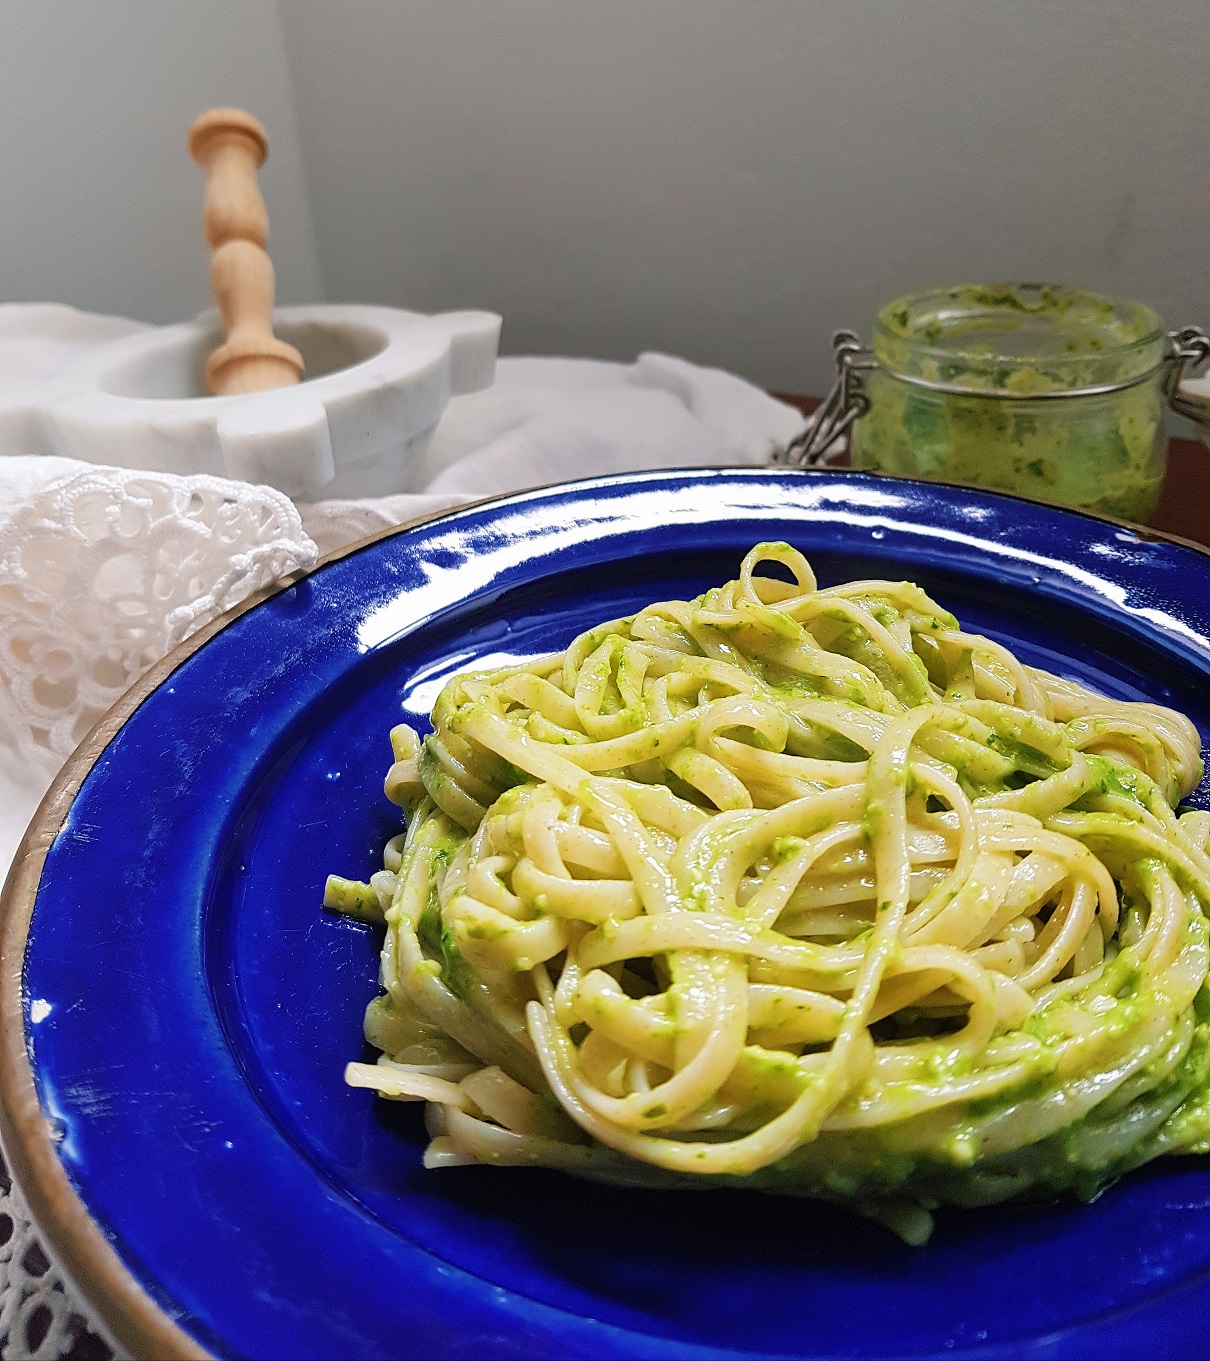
[0,306,805,879]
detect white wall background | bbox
[0,0,1204,394]
[0,0,322,324]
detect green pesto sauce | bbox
[416,838,475,1000]
[852,284,1168,524]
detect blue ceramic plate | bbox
[7,469,1210,1361]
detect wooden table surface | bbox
[777,394,1209,550]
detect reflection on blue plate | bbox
[14,469,1210,1359]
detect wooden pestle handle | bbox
[189,108,304,396]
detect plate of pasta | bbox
[6,468,1210,1360]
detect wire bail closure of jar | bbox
[777,324,1210,469]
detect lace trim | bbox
[0,467,316,766]
[0,1166,114,1360]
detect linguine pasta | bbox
[326,542,1210,1242]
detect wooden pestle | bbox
[188,108,304,395]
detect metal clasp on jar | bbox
[776,325,1210,468]
[773,332,875,466]
[1167,327,1210,429]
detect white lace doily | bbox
[0,1171,110,1361]
[0,317,805,1360]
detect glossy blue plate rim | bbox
[5,467,1210,1361]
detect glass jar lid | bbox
[872,284,1166,396]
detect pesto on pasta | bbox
[325,542,1210,1242]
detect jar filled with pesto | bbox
[784,285,1210,525]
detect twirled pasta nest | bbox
[326,543,1210,1242]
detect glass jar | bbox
[783,284,1210,525]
